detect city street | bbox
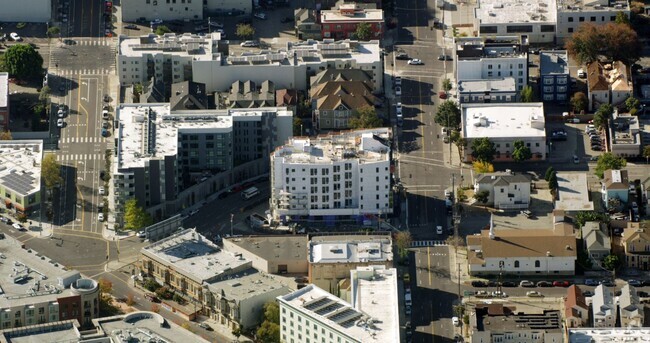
[64,0,104,37]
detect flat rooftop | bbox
[119,32,219,60]
[0,72,7,108]
[475,0,557,24]
[555,173,594,211]
[142,229,250,284]
[611,112,641,146]
[558,0,630,12]
[96,312,210,343]
[224,235,309,262]
[321,8,384,23]
[457,77,516,93]
[279,284,391,343]
[0,237,80,308]
[540,50,569,75]
[273,128,390,165]
[462,103,546,139]
[207,268,290,302]
[569,328,650,343]
[309,235,392,264]
[475,305,561,333]
[0,320,80,343]
[351,267,399,343]
[0,141,43,197]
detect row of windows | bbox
[146,0,192,3]
[567,15,616,23]
[487,64,524,70]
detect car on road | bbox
[124,24,139,30]
[526,291,543,297]
[395,86,402,96]
[452,316,460,326]
[240,40,259,47]
[137,230,146,238]
[58,110,65,118]
[438,91,447,99]
[102,122,110,129]
[520,280,535,287]
[57,119,64,127]
[491,291,507,298]
[396,102,403,115]
[144,293,160,302]
[436,226,443,234]
[394,76,402,86]
[471,281,487,287]
[12,223,24,230]
[407,58,423,65]
[584,279,599,286]
[536,281,552,287]
[553,280,570,287]
[396,53,410,60]
[102,110,109,119]
[101,128,109,137]
[438,54,452,61]
[99,187,105,195]
[628,279,642,286]
[98,213,104,221]
[253,13,267,20]
[501,281,516,287]
[9,33,22,41]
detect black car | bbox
[643,280,650,287]
[591,145,602,151]
[487,280,498,287]
[124,24,140,30]
[583,290,594,297]
[638,291,649,297]
[471,281,487,287]
[536,281,552,287]
[601,280,616,287]
[501,281,517,287]
[396,53,410,60]
[438,55,452,61]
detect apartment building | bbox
[270,128,391,222]
[473,0,556,43]
[0,238,99,329]
[619,283,644,327]
[278,282,398,343]
[121,0,203,22]
[140,229,292,330]
[539,50,570,102]
[455,36,529,91]
[470,305,563,343]
[0,0,51,22]
[608,111,644,158]
[113,104,292,224]
[308,235,392,293]
[0,73,8,131]
[555,0,630,42]
[457,77,518,103]
[320,4,384,40]
[310,80,379,130]
[592,284,616,327]
[0,140,43,215]
[461,103,547,162]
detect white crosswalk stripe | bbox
[56,153,102,163]
[60,136,104,144]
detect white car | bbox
[394,76,402,86]
[102,110,109,119]
[12,223,24,230]
[395,86,402,96]
[150,18,163,26]
[573,155,580,164]
[99,187,105,195]
[396,102,403,115]
[577,68,586,78]
[436,225,443,235]
[240,40,259,47]
[57,119,64,127]
[10,32,22,41]
[452,317,460,327]
[253,13,267,20]
[526,291,543,297]
[137,230,146,238]
[98,213,105,222]
[407,58,423,65]
[58,110,65,118]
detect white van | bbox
[242,187,260,200]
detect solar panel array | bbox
[1,171,36,196]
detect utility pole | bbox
[230,213,234,236]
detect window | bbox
[506,25,532,33]
[590,16,596,21]
[514,261,520,268]
[535,260,541,268]
[541,24,555,32]
[579,17,584,22]
[568,17,573,22]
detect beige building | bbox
[140,229,292,330]
[308,235,392,294]
[222,235,309,274]
[620,222,650,271]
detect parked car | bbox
[536,281,552,287]
[12,223,24,231]
[436,226,443,234]
[452,317,460,326]
[628,279,642,286]
[526,291,543,297]
[438,91,447,99]
[99,186,105,195]
[144,294,160,302]
[253,13,267,20]
[9,32,22,41]
[475,290,489,297]
[584,279,599,286]
[124,24,139,30]
[573,155,580,164]
[396,53,410,60]
[577,68,586,78]
[395,86,402,96]
[520,280,535,287]
[553,280,570,287]
[240,40,259,47]
[471,281,487,287]
[438,54,452,61]
[137,230,146,238]
[198,323,213,331]
[407,58,423,65]
[57,119,64,127]
[600,280,616,287]
[491,291,507,298]
[405,305,411,315]
[98,213,105,221]
[394,76,402,86]
[501,281,517,287]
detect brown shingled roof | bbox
[587,62,609,92]
[565,285,588,320]
[310,80,378,111]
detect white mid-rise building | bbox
[455,36,529,92]
[570,328,650,343]
[270,128,391,222]
[474,0,557,43]
[556,0,630,42]
[278,278,399,343]
[461,103,547,162]
[121,0,203,22]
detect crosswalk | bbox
[50,38,117,76]
[60,136,105,144]
[55,68,115,76]
[411,240,448,247]
[57,153,104,162]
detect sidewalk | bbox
[448,245,473,285]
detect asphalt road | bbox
[65,0,104,37]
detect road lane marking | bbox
[427,246,432,285]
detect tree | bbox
[472,161,494,173]
[473,190,489,205]
[232,327,242,339]
[544,166,555,182]
[603,254,621,271]
[643,145,650,164]
[98,278,113,295]
[154,25,172,35]
[46,26,61,38]
[39,85,51,102]
[451,130,467,162]
[470,137,496,163]
[564,23,601,64]
[594,152,627,178]
[615,11,630,26]
[263,301,280,324]
[625,96,640,113]
[442,78,452,93]
[256,320,280,343]
[520,85,534,102]
[41,154,62,190]
[353,22,372,41]
[235,24,255,40]
[0,131,11,140]
[570,92,588,113]
[123,198,153,230]
[4,44,44,80]
[16,213,28,223]
[599,22,639,64]
[434,100,461,129]
[630,1,645,14]
[456,187,467,202]
[593,103,613,131]
[348,106,383,129]
[512,140,532,162]
[548,172,558,192]
[395,231,412,259]
[293,117,303,136]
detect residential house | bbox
[310,80,379,130]
[310,69,374,92]
[170,81,208,111]
[473,171,531,209]
[587,61,633,111]
[564,285,589,328]
[592,284,616,327]
[0,73,8,131]
[539,50,570,103]
[601,169,629,208]
[275,89,298,110]
[466,217,577,276]
[225,80,276,108]
[621,222,650,271]
[608,111,643,158]
[581,221,610,263]
[457,77,518,104]
[320,4,384,40]
[619,283,644,327]
[294,8,322,40]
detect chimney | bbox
[489,214,495,240]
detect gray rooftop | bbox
[475,0,557,24]
[555,172,594,211]
[95,311,210,343]
[309,235,392,264]
[475,172,531,185]
[581,221,610,253]
[475,305,561,333]
[224,235,309,263]
[206,268,291,302]
[457,77,516,94]
[0,141,43,197]
[540,50,570,75]
[0,320,80,343]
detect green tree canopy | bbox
[520,85,534,102]
[603,254,621,271]
[0,131,12,140]
[263,301,280,324]
[235,24,255,40]
[434,100,461,129]
[544,166,555,181]
[548,172,558,191]
[154,25,172,35]
[354,22,373,41]
[395,231,412,259]
[593,103,613,130]
[512,140,532,162]
[625,96,640,113]
[442,78,452,92]
[39,85,51,102]
[470,137,496,163]
[41,154,62,190]
[565,22,639,65]
[643,145,650,164]
[594,152,627,178]
[349,106,383,129]
[47,26,61,37]
[256,321,280,343]
[4,44,44,80]
[473,190,490,204]
[615,11,630,26]
[124,199,153,231]
[293,117,303,136]
[570,92,588,113]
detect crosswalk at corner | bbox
[411,240,448,247]
[60,136,105,144]
[56,153,104,163]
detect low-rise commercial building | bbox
[270,128,391,222]
[120,0,203,22]
[608,111,643,158]
[539,50,570,102]
[473,171,531,210]
[0,140,43,215]
[140,229,292,330]
[222,235,309,274]
[470,304,563,343]
[473,0,555,43]
[592,284,616,327]
[308,235,392,294]
[555,0,630,43]
[320,4,383,40]
[0,237,99,329]
[461,103,547,162]
[457,77,518,104]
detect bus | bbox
[241,187,260,200]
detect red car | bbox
[439,91,447,99]
[552,281,570,287]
